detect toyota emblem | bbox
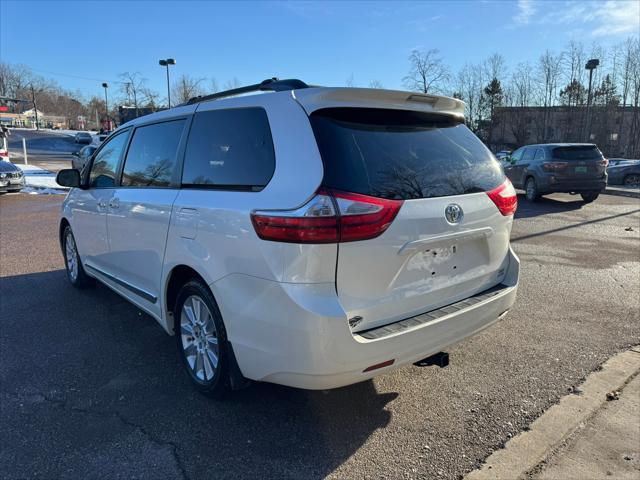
[445,204,463,224]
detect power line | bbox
[28,67,127,85]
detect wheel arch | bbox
[163,263,251,389]
[59,218,71,252]
[623,173,640,185]
[164,264,211,335]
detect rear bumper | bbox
[539,176,606,193]
[212,247,520,390]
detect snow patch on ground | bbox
[14,164,68,194]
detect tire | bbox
[62,226,93,288]
[623,174,640,186]
[175,280,231,397]
[580,191,600,203]
[525,177,540,202]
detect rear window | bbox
[182,108,275,190]
[310,108,504,200]
[553,145,602,160]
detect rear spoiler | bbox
[292,87,466,120]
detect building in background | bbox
[0,108,68,129]
[490,106,640,158]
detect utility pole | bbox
[125,82,139,118]
[30,85,39,130]
[584,58,599,142]
[133,86,138,118]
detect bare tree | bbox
[564,40,585,87]
[369,80,384,89]
[171,74,205,104]
[484,53,507,84]
[223,77,241,90]
[209,78,220,93]
[345,73,356,87]
[537,50,564,141]
[403,49,450,94]
[118,72,150,115]
[455,62,484,133]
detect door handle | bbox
[109,197,120,209]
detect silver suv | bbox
[56,79,520,396]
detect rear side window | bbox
[533,148,546,161]
[553,145,602,160]
[182,108,275,190]
[522,148,535,162]
[310,108,504,200]
[121,119,185,187]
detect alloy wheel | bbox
[65,231,78,282]
[624,174,640,186]
[180,295,219,382]
[526,178,537,201]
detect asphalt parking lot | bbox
[1,192,638,480]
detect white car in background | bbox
[56,79,520,397]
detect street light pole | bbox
[159,58,176,108]
[584,58,599,142]
[102,82,109,130]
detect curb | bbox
[465,347,640,480]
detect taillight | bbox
[599,158,609,167]
[487,178,517,216]
[332,190,403,242]
[251,191,339,243]
[251,189,403,243]
[0,150,8,157]
[542,161,568,172]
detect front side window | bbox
[311,108,504,200]
[89,130,130,188]
[511,148,524,161]
[121,119,185,187]
[182,108,275,189]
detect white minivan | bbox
[57,79,520,396]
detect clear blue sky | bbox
[1,0,638,101]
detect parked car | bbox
[56,79,520,396]
[495,150,511,161]
[71,144,97,171]
[504,143,607,202]
[0,161,25,193]
[606,158,640,186]
[74,132,93,144]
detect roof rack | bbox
[186,78,309,105]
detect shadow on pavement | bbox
[0,269,396,479]
[514,194,585,219]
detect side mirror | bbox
[56,168,81,188]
